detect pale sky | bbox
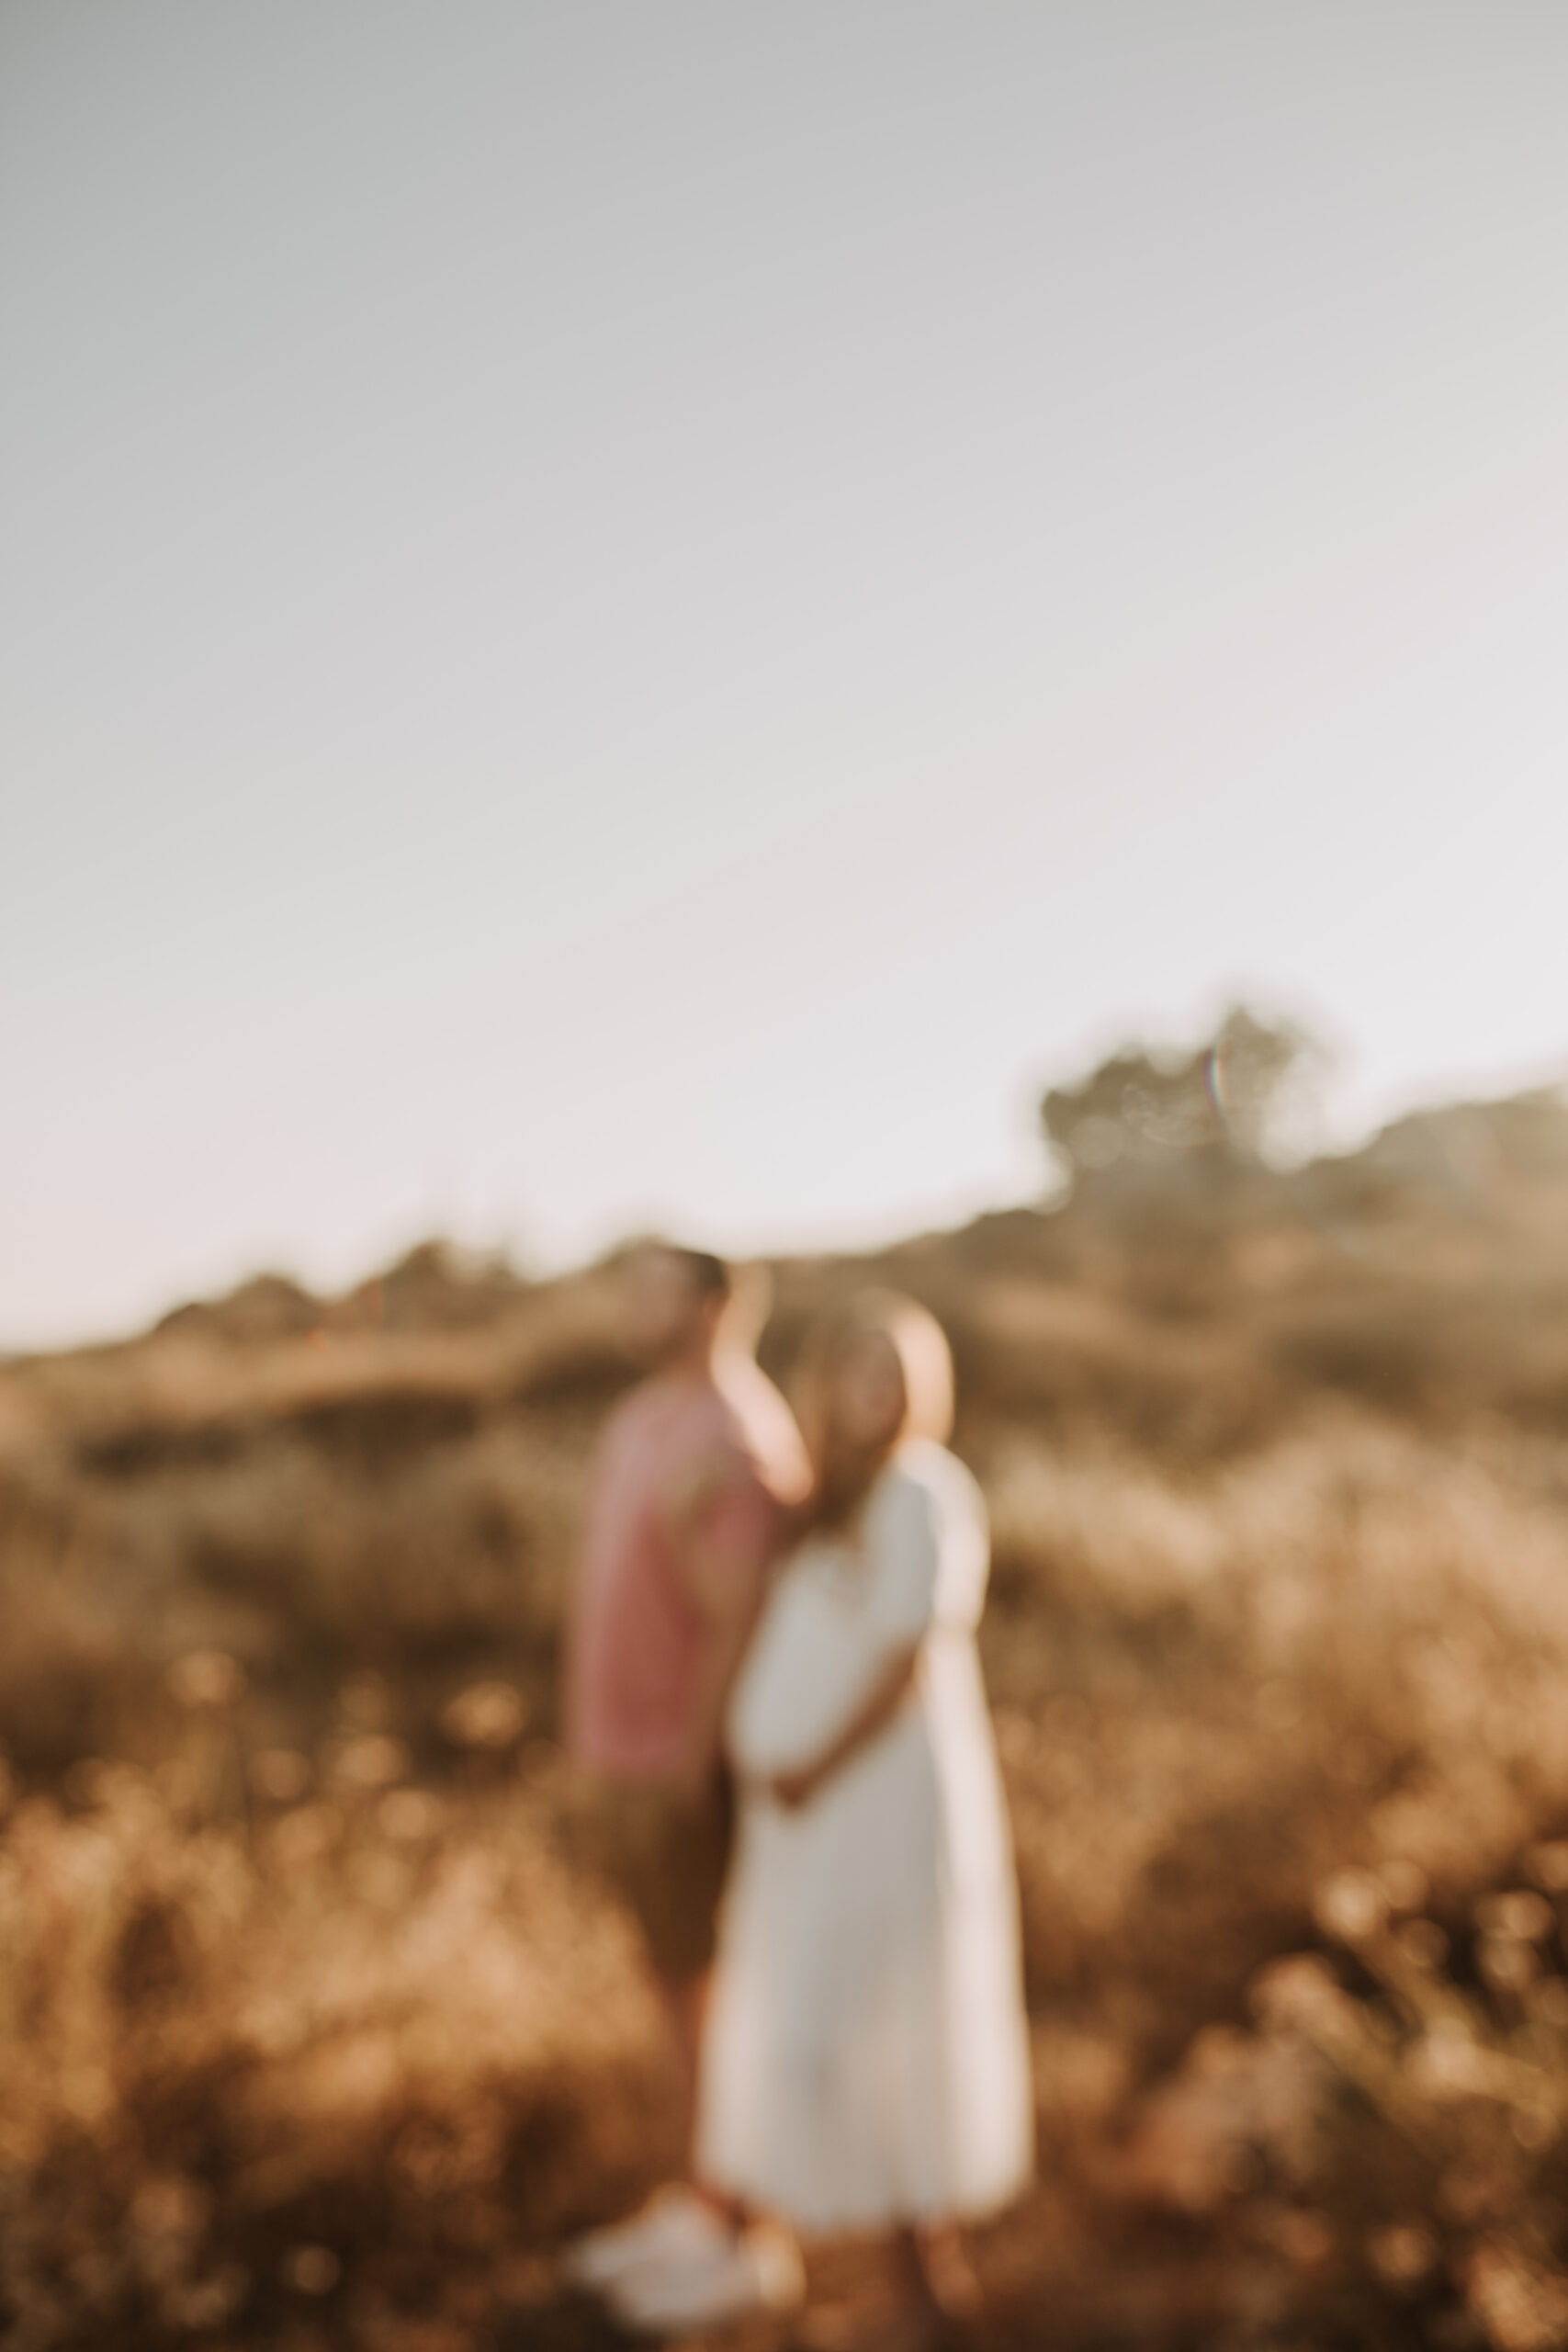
[4,4,1567,1349]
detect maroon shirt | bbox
[566,1363,808,1780]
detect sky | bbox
[4,3,1567,1349]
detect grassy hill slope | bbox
[5,1087,1568,2348]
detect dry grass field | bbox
[6,1080,1568,2350]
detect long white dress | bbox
[698,1439,1034,2234]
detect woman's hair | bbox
[794,1289,954,1532]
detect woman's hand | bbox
[761,1643,922,1815]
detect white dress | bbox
[698,1440,1034,2233]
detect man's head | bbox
[622,1240,734,1371]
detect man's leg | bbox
[653,1967,750,2224]
[561,1965,726,2294]
[652,1967,705,2175]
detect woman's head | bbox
[796,1290,954,1527]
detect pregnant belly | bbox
[728,1568,882,1776]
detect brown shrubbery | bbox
[6,1077,1568,2346]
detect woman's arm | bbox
[767,1641,921,1811]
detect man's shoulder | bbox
[597,1363,807,1504]
[615,1374,743,1494]
[712,1360,811,1499]
[599,1379,659,1448]
[592,1377,681,1482]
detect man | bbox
[562,1240,810,2328]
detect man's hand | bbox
[767,1759,823,1813]
[667,1723,720,1809]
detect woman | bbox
[699,1291,1033,2346]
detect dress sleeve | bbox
[862,1468,944,1648]
[864,1449,991,1645]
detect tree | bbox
[1041,1006,1320,1185]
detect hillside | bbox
[5,1081,1568,2349]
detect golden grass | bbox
[6,1167,1568,2345]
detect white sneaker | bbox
[561,2185,726,2295]
[610,2219,805,2335]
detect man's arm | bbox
[660,1455,775,1800]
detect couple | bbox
[563,1241,1032,2345]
